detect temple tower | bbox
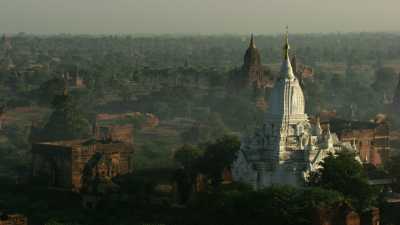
[242,34,264,88]
[257,30,309,185]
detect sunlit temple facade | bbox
[232,32,352,188]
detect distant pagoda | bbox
[242,34,266,89]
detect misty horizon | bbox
[1,0,400,35]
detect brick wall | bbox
[0,214,27,225]
[32,140,134,192]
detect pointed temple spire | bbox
[243,33,261,68]
[283,26,290,60]
[280,26,295,80]
[249,33,256,48]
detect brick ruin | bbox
[31,139,134,192]
[30,110,159,192]
[312,113,390,167]
[328,118,390,166]
[313,205,379,225]
[95,112,159,129]
[361,208,380,225]
[94,124,134,144]
[0,213,27,225]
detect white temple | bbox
[232,32,352,189]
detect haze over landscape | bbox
[1,0,400,34]
[3,1,400,225]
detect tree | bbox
[173,145,203,204]
[174,144,203,170]
[197,135,240,186]
[181,113,229,144]
[371,67,397,93]
[5,124,30,150]
[308,151,377,210]
[189,185,344,225]
[116,79,135,103]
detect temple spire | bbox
[283,26,290,60]
[249,33,256,48]
[280,26,295,80]
[243,33,261,68]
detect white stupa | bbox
[232,30,350,189]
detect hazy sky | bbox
[1,0,399,35]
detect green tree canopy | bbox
[173,144,203,170]
[181,112,229,144]
[372,67,398,93]
[189,185,344,225]
[197,135,240,185]
[308,151,377,210]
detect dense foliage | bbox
[188,186,345,225]
[309,151,378,210]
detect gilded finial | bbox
[283,26,290,59]
[280,26,295,80]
